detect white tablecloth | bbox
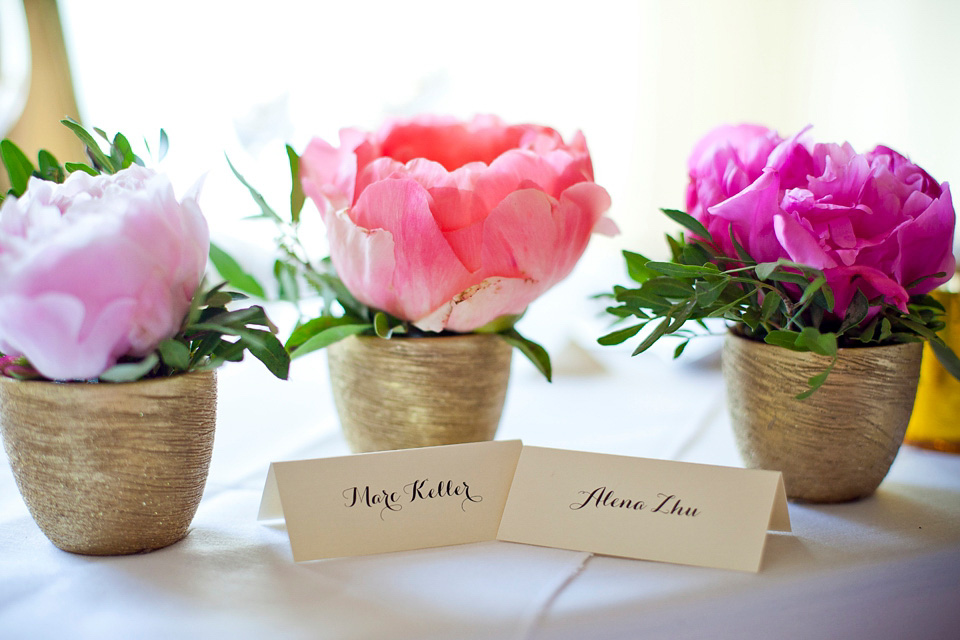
[2,339,959,640]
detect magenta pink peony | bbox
[686,124,956,319]
[300,114,615,333]
[0,166,209,380]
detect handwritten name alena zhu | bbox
[570,486,700,517]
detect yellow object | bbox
[905,287,960,453]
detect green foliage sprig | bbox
[0,120,290,382]
[600,209,960,398]
[211,148,553,381]
[0,117,167,203]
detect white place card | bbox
[258,440,523,561]
[496,446,790,572]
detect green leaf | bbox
[285,316,358,350]
[661,208,711,240]
[796,327,837,357]
[632,317,671,355]
[64,162,98,176]
[36,150,64,182]
[693,279,727,307]
[764,330,805,351]
[273,259,299,303]
[500,328,552,382]
[373,311,391,338]
[646,261,719,279]
[597,323,645,346]
[755,262,780,281]
[200,306,275,331]
[795,358,836,400]
[673,339,690,359]
[798,274,826,305]
[760,291,783,322]
[291,323,371,359]
[879,318,893,342]
[208,242,266,298]
[681,242,713,266]
[930,338,960,382]
[158,129,169,161]
[623,250,657,284]
[838,289,870,334]
[896,315,943,343]
[286,144,305,225]
[112,132,138,169]
[905,271,947,289]
[98,353,160,382]
[240,329,290,379]
[157,339,191,371]
[204,290,234,308]
[61,118,116,173]
[225,154,282,223]
[641,277,695,300]
[1,139,34,195]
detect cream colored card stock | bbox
[259,442,790,571]
[258,440,523,561]
[497,446,790,572]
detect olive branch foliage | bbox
[0,119,289,381]
[209,148,553,381]
[600,209,960,398]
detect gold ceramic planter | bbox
[723,333,922,503]
[327,334,512,452]
[0,371,217,555]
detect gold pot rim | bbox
[726,328,925,355]
[0,368,216,389]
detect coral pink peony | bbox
[0,166,209,380]
[686,124,955,320]
[300,115,615,332]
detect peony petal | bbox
[324,209,398,315]
[895,182,956,294]
[773,212,837,269]
[707,169,785,262]
[300,137,358,217]
[0,293,136,380]
[347,178,474,322]
[414,277,536,333]
[826,265,910,318]
[474,150,563,211]
[687,124,779,177]
[481,183,610,296]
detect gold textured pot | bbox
[0,371,217,555]
[723,333,922,503]
[327,334,512,452]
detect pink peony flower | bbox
[686,124,956,320]
[300,114,615,332]
[0,166,209,380]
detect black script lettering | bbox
[651,493,699,517]
[404,478,483,511]
[342,485,402,520]
[460,481,482,511]
[570,486,645,511]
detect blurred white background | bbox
[5,0,960,353]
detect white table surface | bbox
[2,335,959,640]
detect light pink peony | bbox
[300,114,615,332]
[686,124,956,320]
[0,166,209,380]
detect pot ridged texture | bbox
[0,371,217,555]
[328,335,512,453]
[723,334,922,503]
